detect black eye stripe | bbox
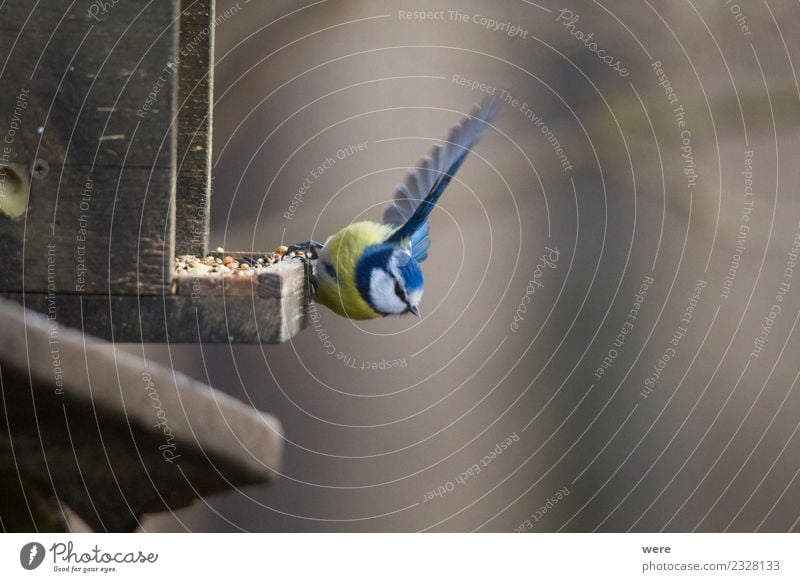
[394,279,406,300]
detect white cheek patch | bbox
[369,269,407,314]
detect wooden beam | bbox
[0,296,283,531]
[2,259,313,344]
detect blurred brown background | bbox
[139,0,800,531]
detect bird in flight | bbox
[291,96,501,320]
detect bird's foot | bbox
[297,257,318,300]
[282,241,321,301]
[237,255,261,267]
[284,240,323,260]
[285,252,319,300]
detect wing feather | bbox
[383,95,501,262]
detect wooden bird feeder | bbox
[0,1,297,532]
[0,0,311,344]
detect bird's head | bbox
[355,244,423,317]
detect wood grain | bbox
[0,1,179,294]
[0,165,174,294]
[175,0,214,256]
[3,259,312,343]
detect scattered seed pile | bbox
[175,246,292,278]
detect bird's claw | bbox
[284,240,323,261]
[286,252,319,300]
[308,273,319,299]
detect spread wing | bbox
[382,95,501,262]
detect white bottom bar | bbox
[1,533,798,580]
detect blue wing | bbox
[382,95,501,262]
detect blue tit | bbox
[305,96,501,320]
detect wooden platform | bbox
[3,256,313,344]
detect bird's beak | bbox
[409,305,420,317]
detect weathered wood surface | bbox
[0,296,283,532]
[3,259,313,343]
[0,2,174,32]
[0,166,174,294]
[0,1,179,294]
[175,0,215,256]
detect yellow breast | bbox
[314,221,395,320]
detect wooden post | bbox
[176,0,215,256]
